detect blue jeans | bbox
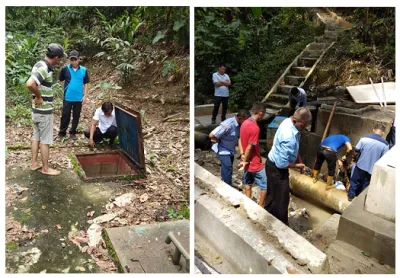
[243,168,267,191]
[348,166,371,199]
[217,154,234,186]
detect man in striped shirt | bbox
[26,43,66,176]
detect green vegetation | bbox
[195,7,395,109]
[195,7,324,109]
[6,242,18,250]
[6,7,189,124]
[167,204,190,219]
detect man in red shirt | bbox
[239,103,267,206]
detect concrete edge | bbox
[195,163,329,274]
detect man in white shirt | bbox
[211,63,231,124]
[84,101,118,149]
[288,87,307,117]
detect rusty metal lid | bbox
[114,103,145,170]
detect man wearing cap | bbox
[26,43,66,175]
[57,50,89,140]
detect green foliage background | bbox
[5,7,189,124]
[195,7,395,110]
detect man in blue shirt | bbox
[312,134,353,189]
[57,50,89,140]
[348,124,389,201]
[209,110,250,186]
[288,87,307,117]
[211,63,231,124]
[264,107,312,225]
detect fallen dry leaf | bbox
[21,196,28,202]
[81,246,89,253]
[140,193,149,203]
[75,266,85,272]
[87,211,95,217]
[42,205,46,209]
[56,224,62,230]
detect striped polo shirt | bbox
[29,59,54,114]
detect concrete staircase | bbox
[261,8,352,117]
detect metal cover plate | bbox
[114,103,145,170]
[268,116,287,129]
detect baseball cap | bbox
[47,43,66,57]
[69,50,80,59]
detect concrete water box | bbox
[71,103,146,181]
[266,116,287,151]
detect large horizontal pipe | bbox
[195,131,211,150]
[289,169,351,213]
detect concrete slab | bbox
[364,146,396,222]
[196,194,297,274]
[326,240,395,274]
[104,220,189,273]
[336,190,395,267]
[347,82,396,104]
[195,164,329,273]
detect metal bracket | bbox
[165,231,190,272]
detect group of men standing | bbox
[26,43,118,176]
[209,64,393,226]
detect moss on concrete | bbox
[68,153,85,179]
[6,242,18,250]
[102,229,124,273]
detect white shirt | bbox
[93,107,117,133]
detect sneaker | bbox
[211,119,216,124]
[69,134,77,140]
[348,197,353,202]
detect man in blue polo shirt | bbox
[288,87,307,117]
[348,124,389,201]
[312,134,353,190]
[57,50,89,140]
[209,109,250,186]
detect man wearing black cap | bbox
[26,43,66,176]
[57,50,90,140]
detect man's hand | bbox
[338,159,343,168]
[35,96,44,105]
[237,161,248,171]
[210,138,220,143]
[300,165,310,174]
[89,139,95,149]
[82,97,86,105]
[341,155,347,161]
[296,163,305,170]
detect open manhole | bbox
[72,103,146,181]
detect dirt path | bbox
[5,58,189,273]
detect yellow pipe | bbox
[289,169,350,213]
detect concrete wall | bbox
[315,107,393,146]
[195,164,329,274]
[364,145,396,222]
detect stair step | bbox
[298,57,318,67]
[269,93,289,104]
[265,101,284,109]
[315,36,336,44]
[325,30,338,38]
[307,42,327,51]
[264,107,279,115]
[291,66,311,77]
[284,75,306,86]
[302,50,324,58]
[277,85,295,94]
